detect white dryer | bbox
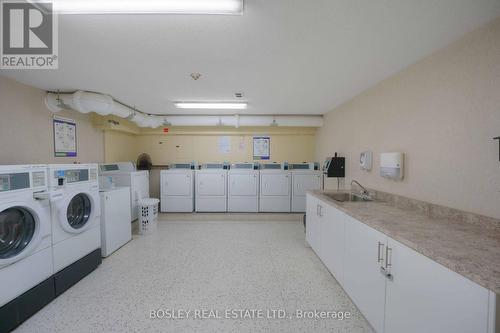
[48,164,102,296]
[195,163,229,212]
[228,163,259,212]
[0,165,54,332]
[290,162,323,212]
[160,163,196,213]
[259,162,291,212]
[99,162,150,221]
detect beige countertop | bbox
[308,190,500,294]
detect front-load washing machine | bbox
[98,162,149,221]
[290,162,322,212]
[259,162,291,212]
[0,165,54,332]
[228,162,259,212]
[195,163,229,212]
[160,162,197,212]
[48,164,102,296]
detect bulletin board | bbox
[253,136,270,160]
[53,116,77,157]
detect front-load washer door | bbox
[0,205,41,267]
[58,192,96,234]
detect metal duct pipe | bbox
[45,91,323,128]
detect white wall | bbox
[0,76,105,165]
[316,17,500,219]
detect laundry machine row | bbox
[159,162,322,213]
[0,164,103,333]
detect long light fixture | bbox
[175,102,247,110]
[49,0,244,15]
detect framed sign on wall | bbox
[253,136,270,160]
[53,116,77,157]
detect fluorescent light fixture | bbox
[49,0,244,15]
[175,102,247,110]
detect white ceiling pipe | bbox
[45,92,323,128]
[72,91,114,115]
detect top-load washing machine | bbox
[228,162,260,212]
[48,164,102,296]
[160,162,197,212]
[259,162,291,212]
[195,163,229,212]
[290,162,322,212]
[99,162,149,221]
[0,165,55,332]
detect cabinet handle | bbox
[385,247,392,269]
[316,204,319,216]
[377,242,384,264]
[319,205,323,217]
[384,246,394,281]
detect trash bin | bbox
[138,198,159,235]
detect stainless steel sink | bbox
[325,192,374,202]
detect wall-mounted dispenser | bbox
[323,153,345,178]
[360,151,373,171]
[380,152,404,180]
[323,153,345,190]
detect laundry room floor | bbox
[16,214,373,333]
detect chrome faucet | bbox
[351,180,369,196]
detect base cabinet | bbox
[306,195,345,286]
[343,216,387,333]
[305,194,495,333]
[384,238,491,333]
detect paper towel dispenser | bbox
[380,152,404,180]
[360,151,373,171]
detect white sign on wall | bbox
[253,136,270,160]
[53,116,77,157]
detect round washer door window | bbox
[0,207,36,259]
[66,193,92,230]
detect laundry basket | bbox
[138,198,159,235]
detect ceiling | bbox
[2,0,500,115]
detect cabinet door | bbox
[320,205,345,286]
[384,238,490,333]
[343,216,387,333]
[305,194,321,255]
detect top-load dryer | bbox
[259,162,291,212]
[98,162,149,221]
[0,165,54,332]
[160,162,197,212]
[228,162,259,212]
[195,163,229,212]
[290,162,322,212]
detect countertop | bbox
[308,190,500,294]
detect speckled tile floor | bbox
[16,215,373,333]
